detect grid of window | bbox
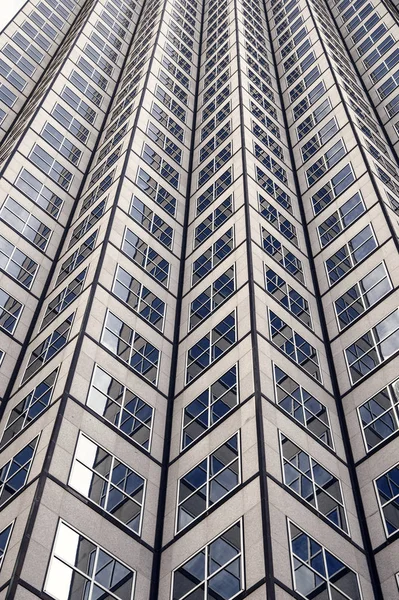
[358,377,399,451]
[261,228,304,284]
[182,365,238,449]
[142,143,180,189]
[136,168,177,217]
[190,266,235,330]
[41,123,82,165]
[335,262,392,330]
[0,197,51,251]
[345,308,399,384]
[69,433,145,533]
[52,103,90,144]
[186,312,236,383]
[23,314,74,383]
[326,224,377,285]
[259,196,298,246]
[1,370,57,447]
[0,235,38,289]
[318,192,365,247]
[270,311,321,381]
[312,163,355,215]
[44,521,135,600]
[0,522,13,571]
[289,522,361,600]
[113,265,165,331]
[194,197,233,248]
[0,288,22,335]
[0,437,38,506]
[265,266,311,328]
[15,168,63,218]
[281,434,347,531]
[129,196,173,249]
[192,228,234,285]
[29,144,73,190]
[274,365,332,446]
[122,228,170,286]
[375,463,399,537]
[43,270,86,330]
[56,232,97,286]
[101,311,160,385]
[87,365,153,449]
[172,521,243,600]
[177,433,240,531]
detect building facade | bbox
[0,0,398,598]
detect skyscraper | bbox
[0,0,399,597]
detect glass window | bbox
[151,102,184,142]
[306,141,346,187]
[43,270,86,330]
[30,144,73,190]
[198,144,231,188]
[270,311,321,381]
[136,168,177,216]
[265,266,311,328]
[142,144,180,189]
[101,311,160,385]
[186,312,236,383]
[0,197,51,251]
[192,228,234,285]
[2,44,35,76]
[0,57,26,91]
[182,365,238,449]
[69,70,103,106]
[256,167,292,213]
[23,314,74,383]
[289,522,362,600]
[259,196,298,246]
[190,266,235,330]
[113,264,165,331]
[52,103,90,144]
[194,197,233,248]
[261,228,304,284]
[61,86,96,124]
[359,377,399,451]
[69,433,145,533]
[56,232,97,286]
[87,365,153,449]
[147,122,182,164]
[0,287,22,334]
[375,463,399,536]
[15,168,63,218]
[326,224,377,285]
[44,521,135,600]
[196,169,232,215]
[41,123,82,165]
[172,521,243,600]
[0,437,38,506]
[312,163,355,215]
[345,308,399,384]
[318,192,365,247]
[0,235,38,289]
[1,370,57,447]
[177,433,240,531]
[0,522,13,570]
[335,262,392,330]
[122,228,170,286]
[274,365,332,446]
[129,197,173,249]
[281,434,347,531]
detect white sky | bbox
[0,0,27,30]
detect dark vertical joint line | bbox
[3,3,148,595]
[278,1,384,596]
[148,1,206,598]
[233,2,276,598]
